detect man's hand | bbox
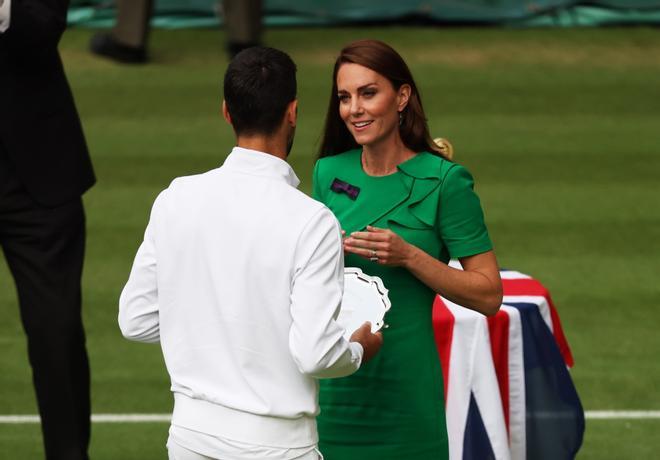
[350,322,384,364]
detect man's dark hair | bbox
[223,46,297,136]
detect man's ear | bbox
[222,100,232,125]
[286,99,298,128]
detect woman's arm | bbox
[406,244,502,316]
[344,226,502,316]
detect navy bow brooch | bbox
[331,178,360,200]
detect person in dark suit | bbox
[89,0,262,63]
[0,1,95,459]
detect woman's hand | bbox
[343,225,414,266]
[344,226,502,316]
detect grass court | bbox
[1,26,659,458]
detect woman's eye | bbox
[362,90,376,97]
[338,94,349,102]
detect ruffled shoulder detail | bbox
[386,152,455,229]
[397,151,452,180]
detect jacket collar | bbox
[222,147,300,188]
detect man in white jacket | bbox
[119,46,383,460]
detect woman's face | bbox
[336,63,410,148]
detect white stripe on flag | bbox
[502,305,526,460]
[499,270,532,280]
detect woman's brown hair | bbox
[318,39,446,159]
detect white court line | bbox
[1,411,659,424]
[585,411,660,420]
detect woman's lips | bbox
[352,120,373,131]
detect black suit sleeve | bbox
[0,0,95,207]
[4,0,68,53]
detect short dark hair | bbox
[319,40,446,159]
[223,46,297,136]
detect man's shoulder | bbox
[151,169,218,208]
[283,183,328,216]
[166,169,219,190]
[164,166,326,213]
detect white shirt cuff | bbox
[349,341,364,368]
[0,0,11,34]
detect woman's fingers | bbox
[348,231,386,241]
[366,225,387,233]
[343,227,407,266]
[344,239,392,264]
[344,239,388,252]
[344,245,387,264]
[344,234,384,251]
[344,245,376,257]
[348,228,394,244]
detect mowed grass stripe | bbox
[0,414,171,424]
[2,411,660,424]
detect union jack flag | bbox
[433,268,584,460]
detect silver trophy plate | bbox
[337,267,391,339]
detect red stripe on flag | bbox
[502,278,574,367]
[432,296,454,402]
[488,310,511,435]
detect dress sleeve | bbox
[437,164,493,258]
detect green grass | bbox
[1,26,659,458]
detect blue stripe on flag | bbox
[463,392,496,460]
[505,302,585,460]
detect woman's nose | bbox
[350,98,363,116]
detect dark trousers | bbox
[113,0,154,48]
[111,0,261,48]
[0,148,90,460]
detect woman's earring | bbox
[398,111,403,126]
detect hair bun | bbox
[433,137,454,160]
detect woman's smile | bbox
[352,120,374,131]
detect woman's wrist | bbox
[402,243,419,270]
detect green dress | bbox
[312,150,493,460]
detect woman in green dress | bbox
[312,40,503,459]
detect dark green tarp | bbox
[68,1,660,27]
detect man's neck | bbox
[236,136,288,161]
